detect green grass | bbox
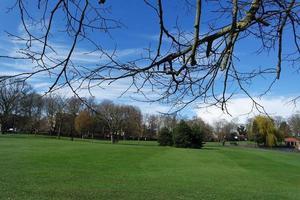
[0,134,300,200]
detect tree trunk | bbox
[58,125,61,139]
[70,129,74,141]
[111,133,114,144]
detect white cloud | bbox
[6,38,141,65]
[195,96,300,125]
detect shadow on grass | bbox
[112,142,159,148]
[202,147,220,151]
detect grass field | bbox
[0,134,300,200]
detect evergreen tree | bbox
[157,127,173,146]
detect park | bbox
[1,134,300,200]
[1,0,300,199]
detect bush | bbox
[158,120,205,149]
[173,120,192,148]
[157,127,173,146]
[190,124,204,149]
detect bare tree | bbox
[213,119,227,142]
[44,94,61,135]
[97,100,125,143]
[20,92,44,134]
[54,96,66,139]
[288,113,300,136]
[159,114,177,132]
[121,105,143,140]
[42,94,66,137]
[213,119,237,142]
[0,79,29,133]
[66,96,83,140]
[143,114,160,140]
[1,0,300,113]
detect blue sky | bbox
[0,0,300,123]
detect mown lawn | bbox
[0,134,299,200]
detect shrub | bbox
[157,127,173,146]
[173,120,192,148]
[159,120,205,149]
[190,124,204,149]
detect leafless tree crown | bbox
[1,0,300,113]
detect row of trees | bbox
[211,113,300,147]
[1,79,300,147]
[0,79,155,143]
[0,79,213,144]
[246,115,300,147]
[211,115,299,147]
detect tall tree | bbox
[54,96,66,139]
[0,79,29,133]
[288,113,300,136]
[19,92,44,134]
[75,110,92,139]
[188,117,214,142]
[97,100,124,143]
[213,120,236,142]
[252,115,277,147]
[122,105,142,140]
[143,114,160,140]
[278,121,291,139]
[66,96,83,140]
[44,94,66,137]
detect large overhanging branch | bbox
[0,0,300,113]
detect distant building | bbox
[284,137,300,150]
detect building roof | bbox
[284,137,300,142]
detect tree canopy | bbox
[251,115,278,147]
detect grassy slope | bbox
[0,135,299,200]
